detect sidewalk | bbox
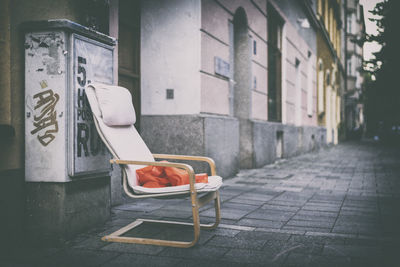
[2,141,400,266]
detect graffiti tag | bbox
[30,83,59,146]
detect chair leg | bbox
[101,191,222,248]
[199,191,221,230]
[101,218,200,248]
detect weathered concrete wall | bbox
[25,176,110,245]
[141,115,240,178]
[141,0,201,115]
[0,169,24,252]
[204,116,240,178]
[252,121,278,167]
[252,121,327,168]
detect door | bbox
[119,0,141,129]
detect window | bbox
[347,59,352,76]
[347,15,352,33]
[267,4,283,122]
[295,59,302,125]
[307,53,313,117]
[318,60,324,114]
[326,71,330,85]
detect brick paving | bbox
[2,141,400,266]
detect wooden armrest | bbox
[109,159,197,189]
[152,154,217,176]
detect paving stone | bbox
[114,202,165,212]
[257,227,306,235]
[332,224,381,236]
[227,197,268,205]
[200,207,251,220]
[306,254,351,267]
[72,236,109,250]
[159,246,228,260]
[0,247,61,265]
[237,218,284,228]
[40,248,120,267]
[148,208,193,219]
[322,244,381,259]
[101,242,165,255]
[261,204,300,212]
[100,253,182,267]
[268,200,306,207]
[212,227,241,237]
[282,252,314,267]
[296,210,338,217]
[282,225,331,233]
[286,219,335,229]
[291,214,337,222]
[289,234,347,245]
[176,259,260,267]
[235,230,291,241]
[302,204,341,212]
[236,192,276,202]
[245,209,295,221]
[7,141,400,266]
[220,202,261,211]
[206,235,266,250]
[222,248,278,264]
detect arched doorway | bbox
[232,7,252,168]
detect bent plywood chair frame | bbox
[89,85,221,248]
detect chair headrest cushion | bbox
[93,83,136,126]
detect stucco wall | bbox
[200,0,268,120]
[271,0,318,127]
[317,31,341,144]
[141,0,201,115]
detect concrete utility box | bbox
[23,20,116,244]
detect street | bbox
[3,140,400,266]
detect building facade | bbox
[345,0,365,137]
[141,0,325,181]
[1,0,359,246]
[315,0,346,144]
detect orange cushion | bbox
[136,161,208,188]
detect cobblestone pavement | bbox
[2,141,400,266]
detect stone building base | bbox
[141,115,240,178]
[140,114,327,178]
[251,121,327,168]
[25,176,110,245]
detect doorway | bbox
[267,4,283,122]
[118,0,141,129]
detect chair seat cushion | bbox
[130,175,223,194]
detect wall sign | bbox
[70,34,114,177]
[214,56,230,78]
